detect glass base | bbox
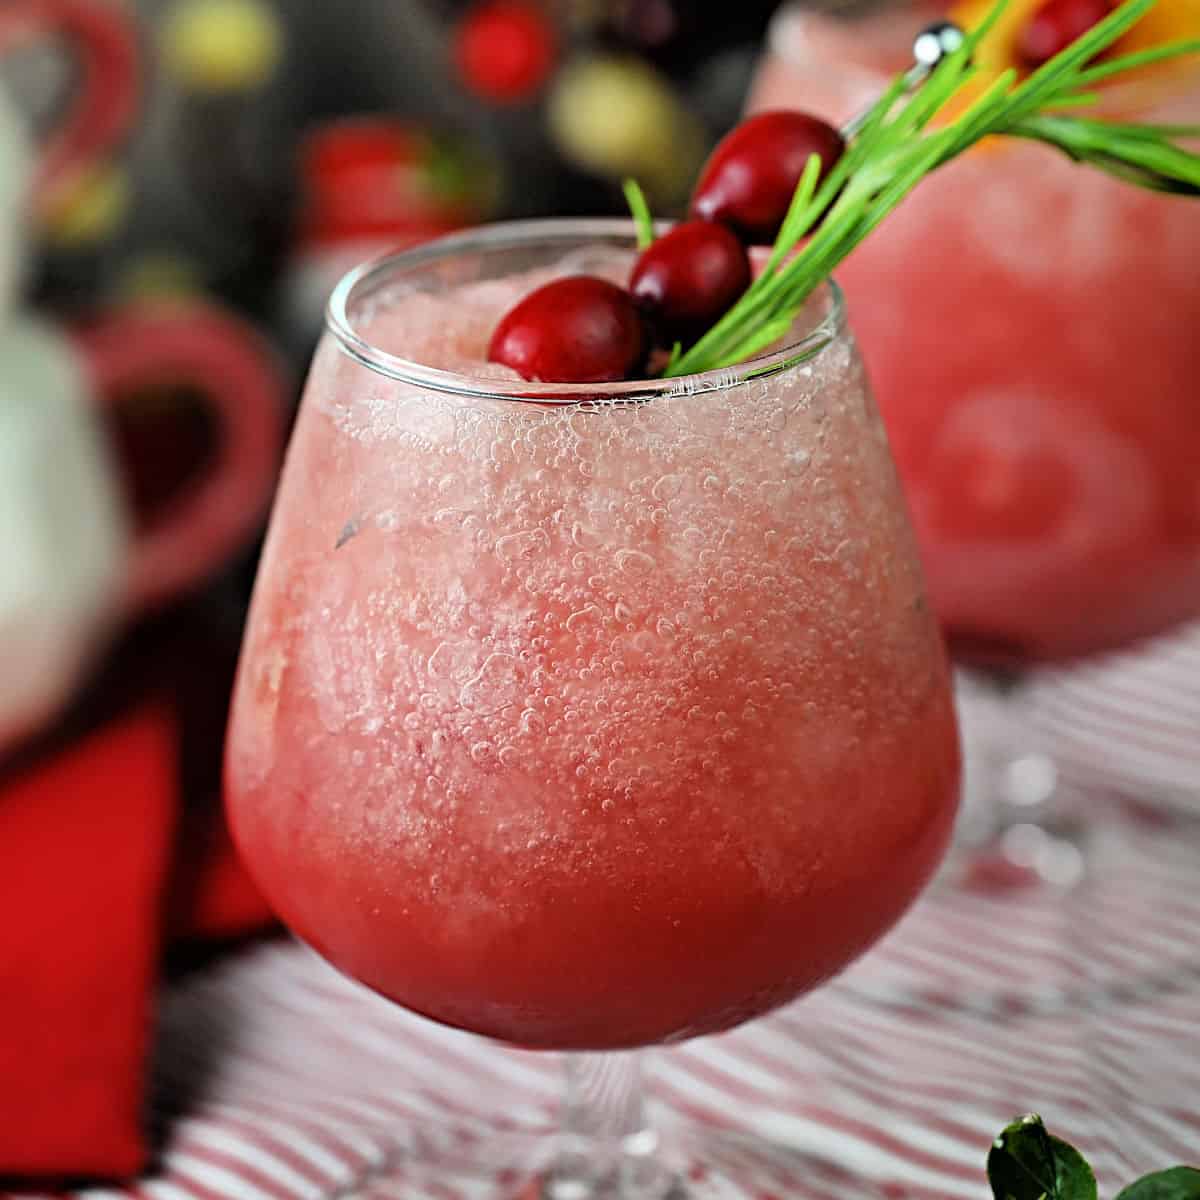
[334,1116,856,1198]
[950,666,1195,890]
[832,806,1200,1017]
[952,667,1086,889]
[955,773,1088,892]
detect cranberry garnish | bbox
[488,276,648,382]
[629,219,751,344]
[690,111,845,245]
[454,0,557,103]
[1017,0,1111,67]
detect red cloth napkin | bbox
[0,707,174,1178]
[168,786,275,943]
[0,617,276,1181]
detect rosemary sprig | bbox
[622,179,655,251]
[660,0,1200,378]
[1012,114,1200,192]
[1074,37,1200,85]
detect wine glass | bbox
[224,219,960,1194]
[747,1,1200,1011]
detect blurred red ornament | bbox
[297,116,479,246]
[285,117,498,351]
[454,0,557,104]
[301,118,421,182]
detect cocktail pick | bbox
[842,21,967,137]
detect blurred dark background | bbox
[21,0,782,352]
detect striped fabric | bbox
[834,818,1200,1016]
[831,626,1200,1025]
[45,911,1197,1200]
[1026,622,1200,811]
[19,625,1200,1200]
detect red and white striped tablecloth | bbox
[1026,622,1200,811]
[20,625,1200,1200]
[28,805,1198,1200]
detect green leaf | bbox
[1116,1167,1200,1200]
[622,179,655,251]
[987,1114,1097,1200]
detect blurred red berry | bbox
[1017,0,1111,66]
[454,0,557,104]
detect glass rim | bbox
[325,218,846,406]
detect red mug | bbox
[71,299,287,611]
[0,0,139,317]
[0,0,139,211]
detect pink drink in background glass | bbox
[750,6,1200,662]
[225,221,959,1051]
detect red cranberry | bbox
[488,276,647,382]
[454,0,557,104]
[1017,0,1111,66]
[690,111,845,245]
[629,219,751,344]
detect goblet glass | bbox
[225,219,961,1194]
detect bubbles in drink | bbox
[459,652,527,714]
[614,549,655,575]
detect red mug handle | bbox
[0,0,139,209]
[70,304,286,614]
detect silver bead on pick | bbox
[913,20,967,66]
[841,20,967,138]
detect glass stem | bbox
[545,1051,668,1198]
[958,668,1085,887]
